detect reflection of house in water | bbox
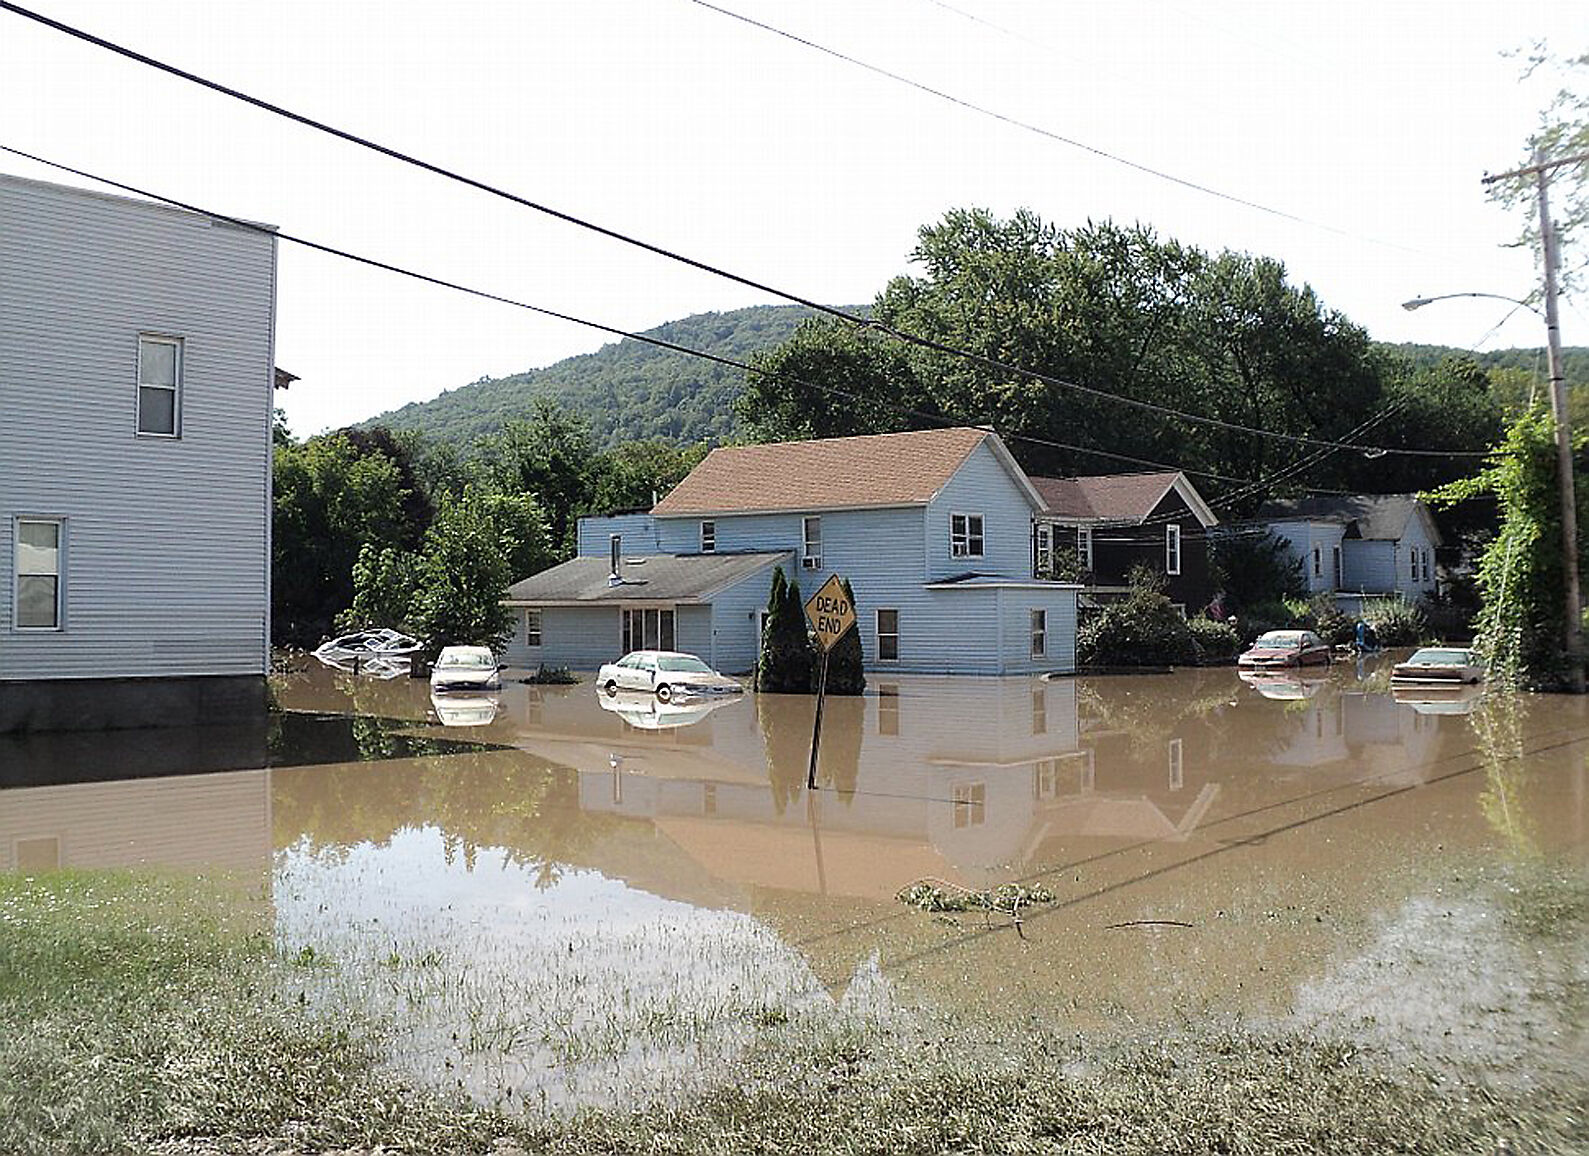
[1270,686,1440,782]
[492,677,1176,896]
[0,769,271,875]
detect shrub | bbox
[1080,589,1199,667]
[1310,596,1356,647]
[758,568,815,692]
[1362,597,1427,647]
[1187,617,1241,661]
[1236,600,1298,643]
[1210,527,1305,610]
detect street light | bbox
[1401,291,1545,319]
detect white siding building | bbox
[0,174,277,732]
[1256,494,1442,613]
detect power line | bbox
[0,143,1272,490]
[685,0,1415,253]
[0,1,1490,462]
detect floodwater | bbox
[3,658,1586,1106]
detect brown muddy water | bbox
[3,658,1586,1109]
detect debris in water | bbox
[896,878,1054,916]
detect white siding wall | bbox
[1343,541,1397,595]
[1268,520,1345,595]
[0,177,274,680]
[923,442,1036,581]
[998,587,1078,674]
[502,606,620,670]
[709,564,782,674]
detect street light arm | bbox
[1400,291,1545,319]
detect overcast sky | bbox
[2,0,1580,438]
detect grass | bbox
[2,868,1586,1155]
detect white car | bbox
[596,650,742,702]
[429,645,503,691]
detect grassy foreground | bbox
[1,869,1585,1156]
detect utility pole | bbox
[1484,148,1589,689]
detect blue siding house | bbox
[503,427,1080,675]
[1255,494,1442,613]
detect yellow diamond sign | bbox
[804,574,856,653]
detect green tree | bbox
[1209,527,1305,611]
[480,400,595,556]
[341,544,424,634]
[410,487,517,651]
[757,568,815,693]
[588,438,710,515]
[820,577,866,695]
[272,434,415,645]
[1428,407,1589,689]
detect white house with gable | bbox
[1256,494,1442,613]
[0,174,277,732]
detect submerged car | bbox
[429,645,503,691]
[1237,630,1331,670]
[1391,646,1485,685]
[596,650,743,702]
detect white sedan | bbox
[596,650,743,702]
[429,645,503,691]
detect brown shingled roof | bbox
[1029,472,1182,523]
[651,427,996,516]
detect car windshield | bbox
[1408,649,1470,664]
[657,655,714,673]
[1255,631,1307,647]
[442,652,494,667]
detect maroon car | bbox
[1237,629,1331,670]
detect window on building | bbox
[1078,526,1093,571]
[952,782,986,828]
[878,684,899,735]
[1422,549,1431,582]
[876,608,899,661]
[1033,758,1059,800]
[137,335,182,436]
[1333,545,1342,589]
[1031,609,1047,659]
[1312,545,1322,578]
[525,608,542,647]
[1411,548,1419,581]
[622,607,675,652]
[1034,523,1052,576]
[1166,523,1182,576]
[700,520,715,553]
[16,519,62,630]
[1168,738,1184,791]
[802,516,822,569]
[951,513,985,559]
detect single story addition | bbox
[503,426,1081,676]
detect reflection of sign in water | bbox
[804,574,856,653]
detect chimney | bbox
[609,533,622,585]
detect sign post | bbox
[803,574,856,790]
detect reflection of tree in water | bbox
[1079,671,1250,753]
[757,692,861,813]
[272,752,622,888]
[1469,694,1538,859]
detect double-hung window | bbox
[802,516,822,570]
[1166,523,1182,576]
[700,520,716,553]
[1078,527,1093,571]
[524,608,543,647]
[1422,549,1431,582]
[137,335,182,436]
[876,608,899,661]
[1034,524,1052,576]
[16,519,63,630]
[950,513,984,559]
[1030,609,1047,658]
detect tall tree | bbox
[481,399,595,555]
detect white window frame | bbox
[137,334,183,438]
[1166,523,1182,576]
[700,520,716,553]
[950,512,985,559]
[14,517,64,631]
[1034,523,1052,576]
[1332,544,1342,589]
[802,515,822,570]
[1411,547,1418,581]
[524,608,543,647]
[1031,608,1047,658]
[1078,526,1093,571]
[876,608,899,662]
[1422,549,1431,583]
[1312,545,1322,578]
[622,606,675,652]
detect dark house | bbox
[1029,471,1219,613]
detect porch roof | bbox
[503,551,791,606]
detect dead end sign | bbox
[804,574,856,653]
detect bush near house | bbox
[1362,597,1429,647]
[1186,617,1241,661]
[1079,587,1200,667]
[1282,594,1356,647]
[758,568,815,693]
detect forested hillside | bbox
[365,304,840,450]
[362,301,1587,454]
